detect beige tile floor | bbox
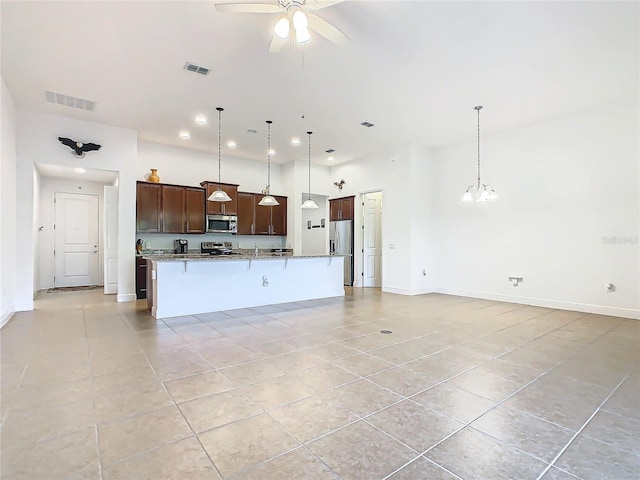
[1,288,639,480]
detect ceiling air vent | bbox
[184,62,210,75]
[45,91,95,111]
[325,148,335,153]
[360,121,375,128]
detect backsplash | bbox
[136,233,287,252]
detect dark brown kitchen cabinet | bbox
[237,192,255,235]
[237,192,288,236]
[270,196,287,235]
[136,181,205,234]
[185,187,206,233]
[161,185,185,233]
[135,257,148,299]
[200,181,239,216]
[330,196,354,221]
[136,182,162,232]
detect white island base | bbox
[147,255,345,319]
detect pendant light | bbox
[258,120,279,206]
[208,107,232,202]
[301,131,319,209]
[462,106,498,202]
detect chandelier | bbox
[462,106,498,202]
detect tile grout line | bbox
[534,371,632,480]
[83,299,105,480]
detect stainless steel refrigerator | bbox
[329,220,354,286]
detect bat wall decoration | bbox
[58,137,101,157]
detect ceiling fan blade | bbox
[308,13,349,45]
[215,2,282,13]
[269,35,287,53]
[305,0,345,11]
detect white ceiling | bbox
[2,1,638,166]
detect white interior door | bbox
[103,186,118,294]
[54,192,100,287]
[363,191,382,287]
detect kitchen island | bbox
[144,254,345,319]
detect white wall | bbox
[38,177,110,289]
[330,145,421,292]
[137,141,284,194]
[431,103,640,318]
[0,77,17,326]
[301,193,329,255]
[16,111,138,307]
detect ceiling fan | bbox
[214,0,349,52]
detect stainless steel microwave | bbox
[206,214,237,234]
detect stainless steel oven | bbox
[206,214,237,234]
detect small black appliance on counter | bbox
[174,239,188,254]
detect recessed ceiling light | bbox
[195,115,207,125]
[247,129,257,134]
[75,167,86,174]
[227,140,237,148]
[291,137,300,146]
[268,148,276,156]
[327,156,334,162]
[179,131,190,139]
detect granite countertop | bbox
[142,253,347,261]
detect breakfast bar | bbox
[145,254,345,319]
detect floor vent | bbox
[184,62,210,75]
[45,91,95,111]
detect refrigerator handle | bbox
[336,229,340,254]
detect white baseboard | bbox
[382,287,435,296]
[0,310,14,329]
[117,293,137,303]
[435,288,640,320]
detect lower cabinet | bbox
[135,257,148,299]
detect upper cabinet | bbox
[136,181,205,234]
[136,182,162,232]
[237,192,288,236]
[136,181,286,236]
[200,181,239,216]
[330,195,354,221]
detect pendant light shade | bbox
[259,120,279,206]
[462,106,498,203]
[301,131,318,209]
[208,107,232,202]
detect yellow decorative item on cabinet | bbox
[148,169,160,183]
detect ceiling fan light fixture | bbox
[292,10,308,30]
[295,26,311,43]
[274,16,290,39]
